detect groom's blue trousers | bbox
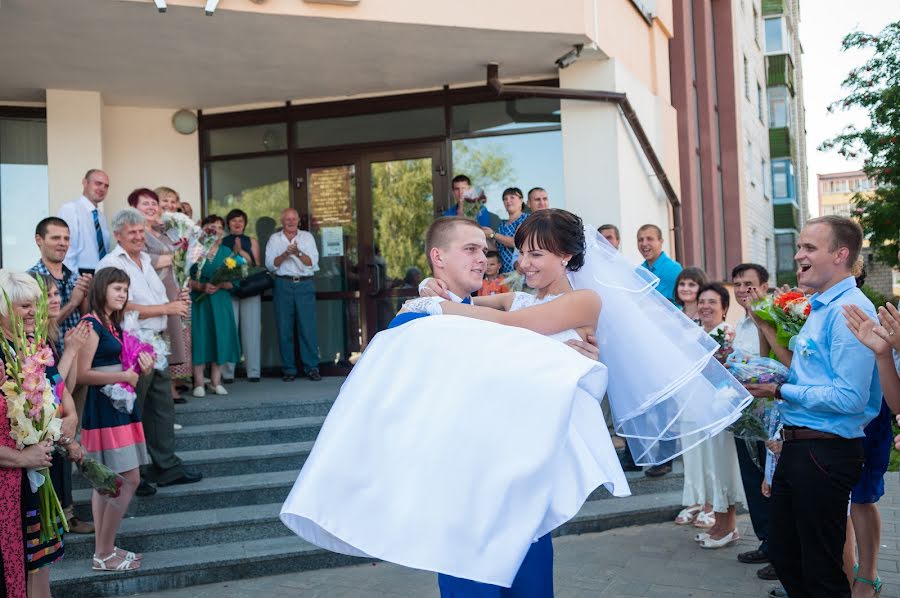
[437,533,553,598]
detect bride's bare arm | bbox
[440,290,601,336]
[470,293,515,311]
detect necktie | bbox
[92,209,107,259]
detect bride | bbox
[281,209,749,592]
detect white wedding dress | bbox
[281,292,630,587]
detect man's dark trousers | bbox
[734,437,770,554]
[769,437,863,598]
[135,368,185,484]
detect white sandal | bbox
[699,530,739,549]
[693,511,716,529]
[675,505,702,525]
[92,552,141,571]
[115,546,142,561]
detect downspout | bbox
[485,64,684,264]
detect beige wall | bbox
[46,90,104,214]
[101,106,200,217]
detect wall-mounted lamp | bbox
[172,109,198,135]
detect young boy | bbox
[478,251,509,296]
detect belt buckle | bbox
[292,275,302,283]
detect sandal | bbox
[854,563,882,595]
[693,511,716,529]
[675,505,702,525]
[699,530,740,549]
[115,546,142,561]
[92,552,141,572]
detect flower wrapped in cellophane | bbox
[724,351,790,442]
[752,290,811,347]
[1,278,67,541]
[194,253,261,304]
[160,211,213,289]
[461,187,487,220]
[54,444,135,512]
[100,312,167,413]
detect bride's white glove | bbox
[400,297,445,316]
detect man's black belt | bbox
[781,426,844,441]
[276,274,314,282]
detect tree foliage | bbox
[820,21,900,266]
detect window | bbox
[753,6,760,46]
[772,159,793,200]
[761,158,769,197]
[765,17,785,53]
[1,115,49,269]
[746,139,754,186]
[743,55,750,98]
[768,86,789,127]
[776,232,796,272]
[757,83,764,122]
[451,98,560,136]
[295,107,444,149]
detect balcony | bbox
[762,0,784,16]
[766,54,794,95]
[774,202,800,230]
[769,127,793,159]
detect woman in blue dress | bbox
[489,187,529,274]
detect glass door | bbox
[360,145,444,344]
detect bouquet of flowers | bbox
[0,279,67,541]
[752,290,811,347]
[194,253,259,304]
[160,212,213,288]
[54,445,133,511]
[725,351,790,442]
[460,187,487,220]
[710,324,735,364]
[100,312,166,414]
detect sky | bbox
[799,0,900,216]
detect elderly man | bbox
[527,187,550,212]
[98,208,202,495]
[29,217,91,352]
[58,169,111,274]
[265,208,322,382]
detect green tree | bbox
[452,140,514,189]
[821,21,900,266]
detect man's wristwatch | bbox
[489,232,496,240]
[774,383,785,401]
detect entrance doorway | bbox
[295,143,445,373]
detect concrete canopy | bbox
[0,0,589,108]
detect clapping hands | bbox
[843,302,900,357]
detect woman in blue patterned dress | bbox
[490,187,529,274]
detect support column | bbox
[46,90,104,214]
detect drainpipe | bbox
[485,64,684,264]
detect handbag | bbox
[232,270,274,298]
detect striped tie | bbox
[92,209,107,259]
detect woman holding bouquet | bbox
[129,188,189,402]
[222,209,262,384]
[77,267,153,572]
[0,270,84,598]
[683,282,746,549]
[189,215,241,397]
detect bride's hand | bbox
[565,333,600,361]
[418,278,451,300]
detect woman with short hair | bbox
[221,209,262,383]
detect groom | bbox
[394,216,599,597]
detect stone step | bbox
[71,441,316,490]
[51,491,684,597]
[173,415,325,451]
[73,460,683,520]
[173,398,334,426]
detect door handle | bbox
[366,262,384,296]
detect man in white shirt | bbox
[98,208,201,493]
[730,262,776,581]
[58,169,112,274]
[265,208,321,382]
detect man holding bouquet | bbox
[745,216,880,598]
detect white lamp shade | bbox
[172,110,198,135]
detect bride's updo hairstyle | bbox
[514,209,586,272]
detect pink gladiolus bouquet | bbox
[0,278,68,541]
[100,312,158,414]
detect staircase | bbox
[50,378,684,597]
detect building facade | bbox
[764,0,808,285]
[0,0,681,373]
[669,0,775,281]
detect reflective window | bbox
[765,17,785,53]
[772,159,793,200]
[294,108,444,149]
[452,98,560,136]
[205,155,289,251]
[1,117,48,269]
[768,86,789,127]
[451,130,565,217]
[207,124,288,156]
[776,232,795,272]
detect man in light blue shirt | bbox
[637,224,682,303]
[745,215,879,598]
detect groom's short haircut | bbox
[425,216,482,272]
